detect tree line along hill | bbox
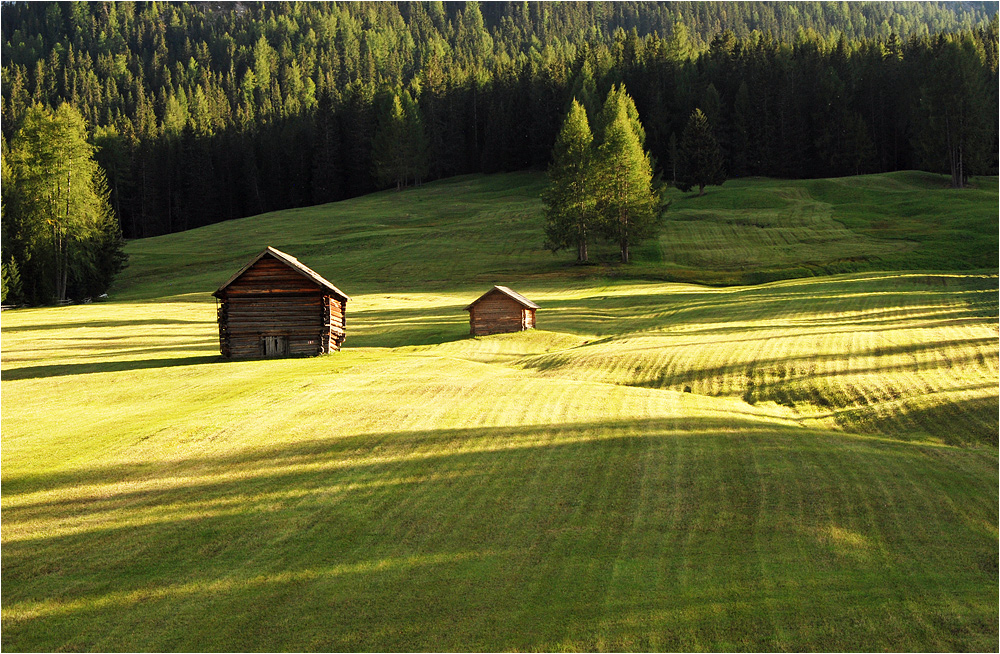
[1,2,997,262]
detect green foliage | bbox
[3,103,127,304]
[544,88,659,266]
[372,94,409,190]
[677,109,725,196]
[542,100,597,262]
[1,2,996,240]
[593,91,660,264]
[914,31,998,187]
[595,84,646,146]
[1,258,20,303]
[400,90,430,186]
[372,89,429,191]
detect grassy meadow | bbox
[2,172,998,651]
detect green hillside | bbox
[2,173,997,651]
[114,170,998,300]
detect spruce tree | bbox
[677,108,726,196]
[400,90,429,186]
[311,91,342,204]
[371,93,408,190]
[594,96,659,264]
[542,99,596,263]
[914,33,994,188]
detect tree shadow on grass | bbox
[2,355,223,381]
[348,304,470,347]
[2,417,996,652]
[3,318,211,333]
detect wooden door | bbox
[262,335,288,357]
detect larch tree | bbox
[5,103,126,304]
[542,99,597,263]
[677,108,726,196]
[594,93,659,264]
[595,83,646,146]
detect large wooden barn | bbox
[213,247,349,358]
[465,285,539,336]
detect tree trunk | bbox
[140,159,148,238]
[956,123,964,188]
[620,238,629,264]
[60,243,69,301]
[946,114,962,189]
[53,222,61,301]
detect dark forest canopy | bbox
[1,1,998,240]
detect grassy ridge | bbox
[658,171,998,284]
[2,171,997,651]
[114,171,998,299]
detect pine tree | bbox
[542,99,597,263]
[677,108,725,196]
[594,95,659,264]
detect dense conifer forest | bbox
[1,1,997,245]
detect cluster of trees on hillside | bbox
[0,2,997,302]
[543,85,729,265]
[2,103,126,305]
[543,87,661,264]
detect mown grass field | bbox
[2,172,998,651]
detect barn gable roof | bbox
[213,246,350,301]
[464,285,539,311]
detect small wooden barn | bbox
[213,247,349,358]
[464,285,539,336]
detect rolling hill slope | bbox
[2,172,997,651]
[112,170,998,299]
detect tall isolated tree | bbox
[542,99,597,263]
[4,103,126,304]
[677,108,726,196]
[594,92,659,264]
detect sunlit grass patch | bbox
[2,172,997,651]
[112,171,998,299]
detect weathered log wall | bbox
[217,256,345,358]
[469,293,532,336]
